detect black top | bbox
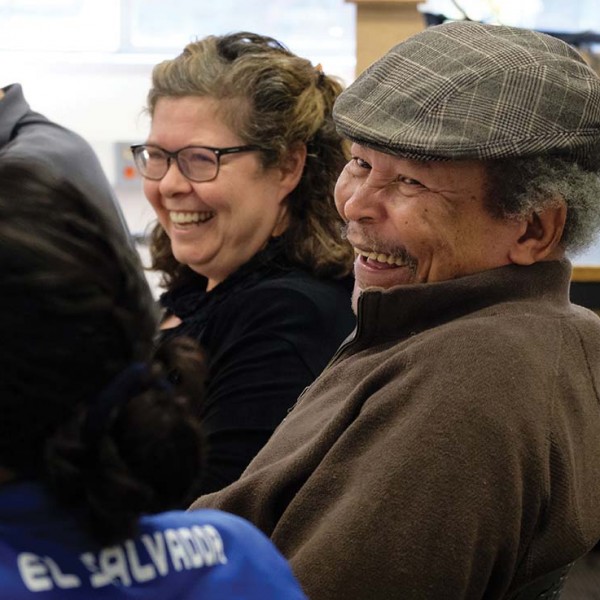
[159,240,355,493]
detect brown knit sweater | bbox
[191,260,600,599]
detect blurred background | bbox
[3,0,600,268]
[0,0,355,245]
[3,2,600,594]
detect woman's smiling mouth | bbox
[169,211,215,224]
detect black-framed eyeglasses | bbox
[130,144,265,183]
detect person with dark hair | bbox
[0,157,306,599]
[191,22,600,599]
[0,82,129,242]
[131,32,356,493]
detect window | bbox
[418,0,600,34]
[0,0,356,82]
[0,0,121,52]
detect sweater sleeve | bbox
[289,327,558,599]
[286,381,546,599]
[197,282,352,494]
[192,320,556,599]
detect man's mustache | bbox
[340,223,417,270]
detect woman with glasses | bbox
[0,157,307,599]
[132,32,356,493]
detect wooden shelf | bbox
[345,0,424,75]
[347,0,421,4]
[572,266,600,282]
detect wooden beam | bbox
[346,0,425,75]
[572,266,600,282]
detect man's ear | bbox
[508,203,567,265]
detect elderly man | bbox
[191,22,600,599]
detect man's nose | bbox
[340,180,383,224]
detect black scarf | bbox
[158,237,296,343]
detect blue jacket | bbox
[0,481,306,599]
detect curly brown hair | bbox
[145,31,354,290]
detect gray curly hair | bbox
[484,155,600,255]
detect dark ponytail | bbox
[43,338,207,546]
[0,157,208,546]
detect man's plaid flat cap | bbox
[333,21,600,166]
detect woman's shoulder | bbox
[141,506,268,539]
[241,268,354,308]
[139,508,307,597]
[216,272,353,334]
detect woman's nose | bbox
[158,160,192,197]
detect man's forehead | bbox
[354,142,482,176]
[334,22,600,169]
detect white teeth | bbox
[169,211,214,224]
[355,248,405,267]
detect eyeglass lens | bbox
[134,146,220,182]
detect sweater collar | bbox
[355,260,572,342]
[0,83,29,145]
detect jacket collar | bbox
[0,83,30,146]
[355,260,572,343]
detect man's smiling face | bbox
[334,144,525,308]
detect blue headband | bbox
[84,362,172,444]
